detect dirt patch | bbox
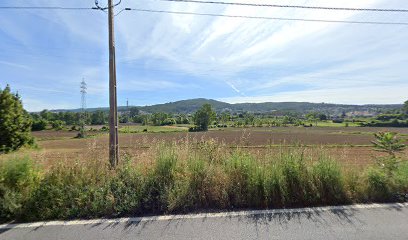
[4,127,406,168]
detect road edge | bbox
[1,202,407,230]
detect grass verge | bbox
[1,141,407,223]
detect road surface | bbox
[1,203,407,240]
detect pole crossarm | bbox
[94,0,122,11]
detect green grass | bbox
[118,125,188,133]
[304,121,360,127]
[0,142,407,223]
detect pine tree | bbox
[0,85,34,153]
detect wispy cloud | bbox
[1,0,408,111]
[0,61,31,70]
[220,83,408,105]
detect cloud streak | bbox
[1,0,408,111]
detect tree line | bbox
[2,84,408,153]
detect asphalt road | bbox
[1,203,407,240]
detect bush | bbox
[167,156,215,211]
[142,146,179,213]
[365,168,393,202]
[22,157,138,221]
[162,118,177,126]
[394,162,408,192]
[223,151,258,207]
[31,119,48,131]
[311,159,346,204]
[51,120,65,130]
[0,157,40,220]
[188,126,202,132]
[332,119,344,123]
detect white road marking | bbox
[1,203,407,230]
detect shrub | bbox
[162,118,177,126]
[188,126,202,132]
[167,156,213,211]
[32,119,48,131]
[223,151,258,208]
[311,158,346,205]
[0,157,40,220]
[332,119,344,123]
[279,152,314,206]
[142,145,178,213]
[365,168,393,202]
[51,120,65,130]
[393,162,408,195]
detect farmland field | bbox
[4,126,407,168]
[2,125,408,223]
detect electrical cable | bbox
[158,0,408,13]
[124,8,408,25]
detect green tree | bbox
[90,111,107,125]
[244,113,255,126]
[372,132,406,175]
[403,100,408,115]
[0,85,34,153]
[151,112,168,126]
[193,104,216,131]
[39,109,52,121]
[163,118,177,126]
[31,118,48,131]
[141,114,150,126]
[372,132,406,159]
[51,120,65,130]
[129,107,140,119]
[306,112,319,126]
[220,112,231,125]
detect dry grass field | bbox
[3,126,407,169]
[2,126,408,222]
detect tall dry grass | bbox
[1,137,407,223]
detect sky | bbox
[1,0,408,111]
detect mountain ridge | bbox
[49,98,403,115]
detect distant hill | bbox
[51,98,402,116]
[140,99,230,113]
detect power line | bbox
[159,0,408,13]
[125,8,408,26]
[2,4,408,25]
[0,6,94,10]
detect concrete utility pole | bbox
[108,0,119,168]
[95,0,120,167]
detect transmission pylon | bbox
[81,78,87,112]
[79,78,87,138]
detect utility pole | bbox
[108,0,119,168]
[95,0,120,168]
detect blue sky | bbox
[1,0,408,111]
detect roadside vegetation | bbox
[1,132,407,223]
[1,84,408,223]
